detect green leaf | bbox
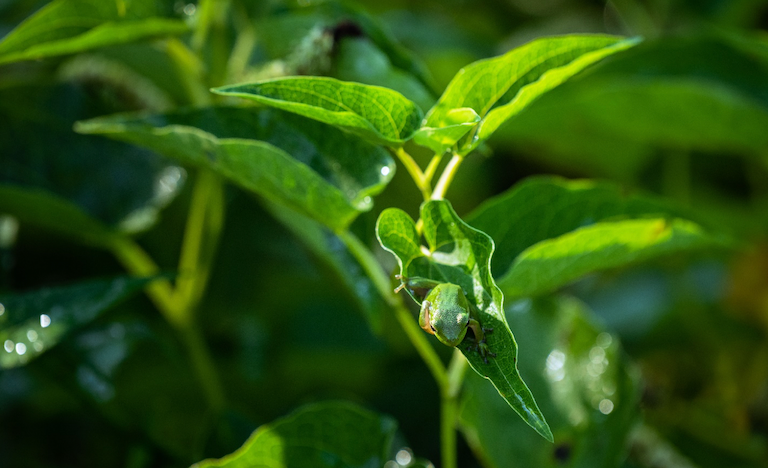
[376,200,553,442]
[192,401,398,468]
[498,218,727,299]
[424,35,640,153]
[334,37,435,112]
[0,276,152,368]
[412,107,480,154]
[491,35,768,181]
[263,202,385,333]
[1,83,185,232]
[466,176,707,278]
[0,0,188,65]
[76,106,395,231]
[0,184,118,248]
[212,77,423,146]
[460,296,639,468]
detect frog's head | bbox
[426,283,471,347]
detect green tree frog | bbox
[395,276,496,363]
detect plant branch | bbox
[109,236,183,326]
[336,230,448,388]
[394,147,432,200]
[175,170,224,312]
[432,153,464,200]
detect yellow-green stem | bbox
[432,153,464,200]
[440,349,469,468]
[109,236,183,326]
[175,170,224,310]
[423,153,444,185]
[336,230,448,388]
[394,147,432,200]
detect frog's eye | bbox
[429,323,437,333]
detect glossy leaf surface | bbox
[467,176,707,277]
[193,401,398,468]
[492,35,768,180]
[76,107,395,231]
[460,296,639,468]
[213,77,423,146]
[376,200,552,441]
[0,276,151,368]
[424,35,639,153]
[497,218,726,299]
[465,177,728,298]
[0,0,188,65]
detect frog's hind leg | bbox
[467,319,497,364]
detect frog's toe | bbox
[478,342,496,364]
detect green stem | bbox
[175,170,224,311]
[423,153,444,186]
[109,236,183,326]
[336,230,448,388]
[432,153,464,200]
[394,147,432,200]
[192,0,227,52]
[441,349,468,468]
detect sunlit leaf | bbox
[212,77,423,146]
[0,0,188,65]
[76,106,395,231]
[466,176,707,277]
[376,200,553,441]
[192,401,399,468]
[0,276,152,368]
[492,35,768,180]
[498,218,727,299]
[412,107,480,154]
[424,35,639,153]
[460,296,639,468]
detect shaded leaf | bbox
[76,106,395,231]
[334,37,435,112]
[460,296,639,468]
[256,2,437,93]
[0,184,118,248]
[192,401,398,468]
[498,218,727,299]
[0,276,152,368]
[376,200,552,441]
[424,35,639,153]
[0,82,185,232]
[0,0,188,65]
[213,77,423,146]
[263,201,385,333]
[466,176,706,278]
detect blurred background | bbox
[2,0,768,467]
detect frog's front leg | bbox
[418,299,436,335]
[468,318,496,364]
[394,275,442,300]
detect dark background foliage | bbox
[2,0,768,467]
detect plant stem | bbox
[109,236,182,325]
[440,349,469,468]
[394,147,432,200]
[423,153,444,185]
[175,170,224,311]
[336,230,448,388]
[432,153,464,200]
